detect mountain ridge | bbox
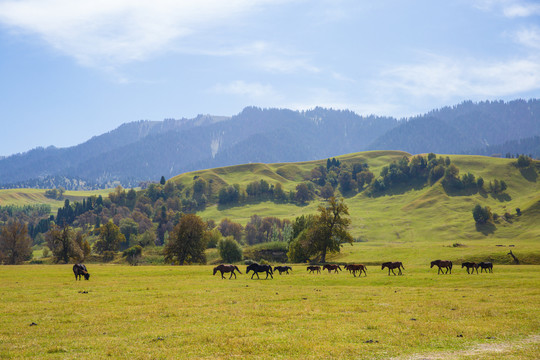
[1,99,539,189]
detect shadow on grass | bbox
[490,192,512,202]
[369,179,427,198]
[443,185,479,197]
[475,222,496,235]
[519,167,537,182]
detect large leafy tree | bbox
[0,221,32,264]
[94,220,126,254]
[305,197,353,263]
[45,225,83,263]
[164,214,207,265]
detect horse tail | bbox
[400,262,405,269]
[235,266,242,274]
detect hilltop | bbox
[1,99,539,189]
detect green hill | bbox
[171,151,540,265]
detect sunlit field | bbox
[1,264,539,359]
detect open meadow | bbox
[1,264,539,359]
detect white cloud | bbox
[514,27,540,50]
[379,54,540,100]
[212,80,278,100]
[503,3,540,17]
[0,0,281,67]
[474,0,540,17]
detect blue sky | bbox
[0,0,539,157]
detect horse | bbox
[430,260,453,274]
[476,262,493,273]
[246,263,273,279]
[346,264,367,277]
[73,264,90,280]
[461,262,478,274]
[322,264,342,273]
[273,266,292,275]
[213,264,242,279]
[307,265,321,274]
[381,262,404,276]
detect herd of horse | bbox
[72,260,494,281]
[211,260,494,279]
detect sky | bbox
[0,0,539,157]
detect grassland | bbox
[0,188,114,213]
[1,264,538,359]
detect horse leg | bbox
[229,271,233,279]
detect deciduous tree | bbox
[304,197,353,263]
[164,214,207,265]
[0,221,32,264]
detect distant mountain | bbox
[463,135,540,158]
[0,100,539,189]
[369,99,540,154]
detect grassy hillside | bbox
[0,188,115,213]
[171,151,540,265]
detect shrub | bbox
[217,236,243,263]
[123,245,143,266]
[472,205,492,224]
[102,251,115,262]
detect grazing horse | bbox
[323,264,342,273]
[246,263,273,279]
[476,262,493,273]
[461,262,478,274]
[73,264,90,280]
[381,262,404,276]
[307,265,321,274]
[346,264,367,277]
[213,264,242,279]
[273,266,292,275]
[430,260,453,274]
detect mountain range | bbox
[1,99,539,189]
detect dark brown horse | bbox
[476,262,493,273]
[273,266,292,275]
[323,264,342,273]
[246,263,273,279]
[461,262,478,274]
[213,264,242,279]
[345,264,367,277]
[307,265,321,274]
[73,264,90,280]
[430,260,453,274]
[381,262,404,275]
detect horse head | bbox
[83,272,90,280]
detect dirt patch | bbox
[394,335,540,360]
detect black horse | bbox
[461,262,478,274]
[73,264,90,280]
[381,261,404,276]
[273,266,292,275]
[430,260,453,274]
[476,262,493,273]
[246,263,273,279]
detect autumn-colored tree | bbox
[164,214,207,265]
[45,225,82,263]
[0,221,32,264]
